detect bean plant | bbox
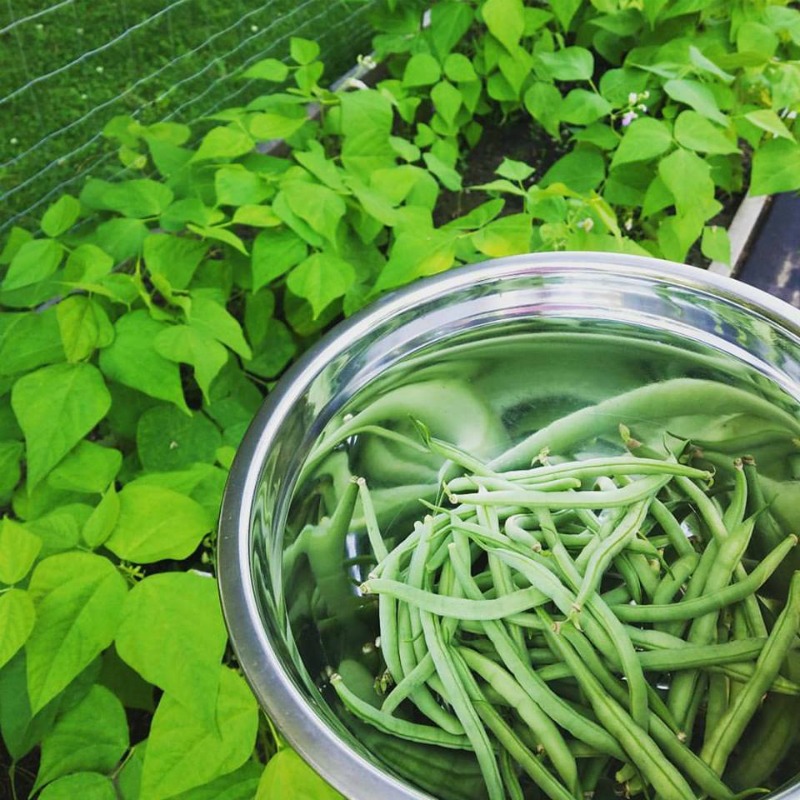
[1,0,800,797]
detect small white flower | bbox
[624,217,634,231]
[358,54,378,71]
[81,93,88,100]
[788,110,798,120]
[577,217,594,232]
[642,90,650,100]
[76,27,84,34]
[96,66,104,73]
[637,104,648,113]
[621,110,638,127]
[344,77,369,91]
[9,137,18,145]
[35,22,43,30]
[250,24,258,32]
[628,92,638,104]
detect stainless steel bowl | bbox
[218,252,800,800]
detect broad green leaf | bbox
[47,440,121,494]
[2,239,63,291]
[737,21,778,63]
[750,138,800,196]
[664,79,727,126]
[98,310,188,412]
[39,773,116,800]
[41,195,81,238]
[0,440,23,504]
[24,504,92,559]
[143,234,209,290]
[188,295,252,359]
[82,486,120,549]
[611,117,673,168]
[538,47,594,81]
[12,362,112,488]
[0,307,64,376]
[472,214,531,257]
[482,0,525,53]
[280,181,346,246]
[294,142,347,192]
[232,204,281,227]
[192,127,254,162]
[56,295,114,363]
[701,226,731,265]
[429,2,474,60]
[402,53,442,88]
[215,166,270,207]
[94,218,148,263]
[339,91,396,179]
[496,158,535,182]
[251,227,308,291]
[244,319,297,379]
[63,244,114,283]
[0,518,42,584]
[688,45,735,84]
[524,82,562,138]
[140,667,259,800]
[287,253,356,318]
[255,748,345,800]
[26,552,127,713]
[35,684,128,790]
[172,760,263,800]
[290,37,320,65]
[161,199,225,231]
[744,110,795,142]
[674,111,739,154]
[547,0,581,30]
[374,229,458,293]
[0,226,32,264]
[80,179,174,218]
[0,589,35,669]
[186,223,249,256]
[444,53,477,83]
[657,213,705,263]
[136,405,222,472]
[431,80,463,128]
[104,484,212,563]
[423,152,462,191]
[541,148,605,193]
[154,325,228,403]
[559,89,612,126]
[115,572,227,730]
[658,148,715,218]
[243,58,289,82]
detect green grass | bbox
[0,0,375,232]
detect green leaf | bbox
[188,295,252,359]
[547,0,581,31]
[94,218,148,262]
[26,552,127,713]
[541,148,605,193]
[244,319,297,379]
[431,80,463,128]
[674,111,739,155]
[287,253,355,318]
[538,47,594,81]
[186,223,249,256]
[47,441,121,494]
[423,152,463,191]
[80,179,174,218]
[140,667,259,800]
[744,109,795,142]
[482,0,525,52]
[290,37,320,65]
[402,53,442,88]
[63,244,114,283]
[524,82,562,138]
[251,227,308,291]
[611,117,673,168]
[0,440,23,504]
[243,58,289,82]
[35,684,128,790]
[688,45,735,84]
[255,748,345,800]
[82,486,120,549]
[560,89,612,126]
[136,405,222,472]
[701,226,731,265]
[2,239,63,292]
[104,484,212,563]
[56,296,114,363]
[215,166,270,207]
[496,158,535,182]
[657,213,705,263]
[664,79,727,126]
[41,195,81,238]
[374,229,458,293]
[12,363,112,488]
[155,326,228,403]
[192,127,254,162]
[143,234,209,291]
[0,589,35,669]
[750,138,800,196]
[339,91,396,179]
[444,53,477,83]
[98,310,188,412]
[116,572,227,731]
[172,760,263,800]
[737,21,778,63]
[39,773,116,800]
[472,214,532,257]
[280,181,346,245]
[658,148,715,218]
[429,2,475,60]
[0,226,32,265]
[0,308,64,377]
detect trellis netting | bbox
[0,0,377,233]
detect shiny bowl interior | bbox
[218,252,800,800]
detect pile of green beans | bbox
[326,432,800,800]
